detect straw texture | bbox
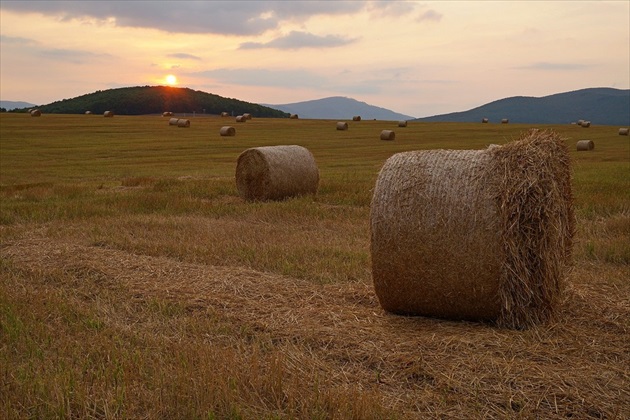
[235,145,319,202]
[370,129,574,329]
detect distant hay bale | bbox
[576,140,594,151]
[353,116,361,121]
[104,111,114,117]
[235,145,319,202]
[221,112,229,117]
[398,121,408,127]
[168,118,179,126]
[370,129,574,329]
[619,128,629,136]
[482,118,489,123]
[577,119,585,126]
[177,119,190,128]
[220,126,236,137]
[501,118,509,124]
[243,113,252,120]
[85,111,92,115]
[236,115,246,122]
[162,111,173,117]
[581,121,591,128]
[380,130,395,141]
[290,114,299,119]
[336,122,348,131]
[30,109,41,117]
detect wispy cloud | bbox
[417,9,442,23]
[0,34,38,45]
[167,53,202,61]
[515,62,592,71]
[39,48,112,64]
[239,31,357,50]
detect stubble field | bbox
[1,113,628,419]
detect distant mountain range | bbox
[3,86,288,118]
[264,96,415,120]
[1,100,37,110]
[414,88,630,126]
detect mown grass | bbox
[1,113,628,418]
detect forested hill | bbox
[414,88,630,126]
[23,86,289,117]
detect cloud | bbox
[38,48,112,64]
[417,9,442,22]
[167,53,202,60]
[191,68,329,89]
[239,31,357,50]
[514,62,592,71]
[0,34,38,46]
[0,0,384,36]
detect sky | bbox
[0,0,628,117]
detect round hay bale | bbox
[221,112,229,117]
[290,114,299,119]
[243,113,252,120]
[619,128,629,136]
[236,115,246,122]
[576,140,594,151]
[30,109,41,117]
[104,111,114,117]
[177,119,190,128]
[482,118,489,123]
[398,121,408,127]
[162,111,173,117]
[220,126,236,137]
[370,129,574,329]
[501,118,509,124]
[336,122,348,131]
[581,121,591,128]
[380,130,395,141]
[235,145,319,202]
[85,111,92,115]
[168,118,179,126]
[577,119,585,126]
[353,116,361,121]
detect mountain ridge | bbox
[263,96,415,120]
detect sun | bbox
[165,74,178,86]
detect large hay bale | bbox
[576,140,594,151]
[501,118,509,124]
[370,129,574,329]
[235,145,319,202]
[380,130,395,141]
[398,121,408,127]
[581,121,591,128]
[104,111,114,117]
[30,109,41,117]
[619,128,629,136]
[220,126,236,137]
[353,116,361,121]
[236,115,246,122]
[482,118,489,123]
[336,122,348,131]
[177,119,190,128]
[168,118,179,126]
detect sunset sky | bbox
[1,0,628,117]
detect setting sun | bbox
[165,74,177,85]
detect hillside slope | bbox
[265,96,415,120]
[20,86,288,117]
[414,88,630,126]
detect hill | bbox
[1,100,37,111]
[414,88,630,126]
[13,86,288,117]
[264,96,415,120]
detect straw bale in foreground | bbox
[618,128,628,136]
[336,122,348,131]
[220,126,236,137]
[235,145,319,202]
[370,129,574,329]
[576,140,594,151]
[380,130,395,141]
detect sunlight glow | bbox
[165,74,177,85]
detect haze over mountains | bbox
[3,87,628,126]
[0,100,36,110]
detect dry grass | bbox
[1,114,628,418]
